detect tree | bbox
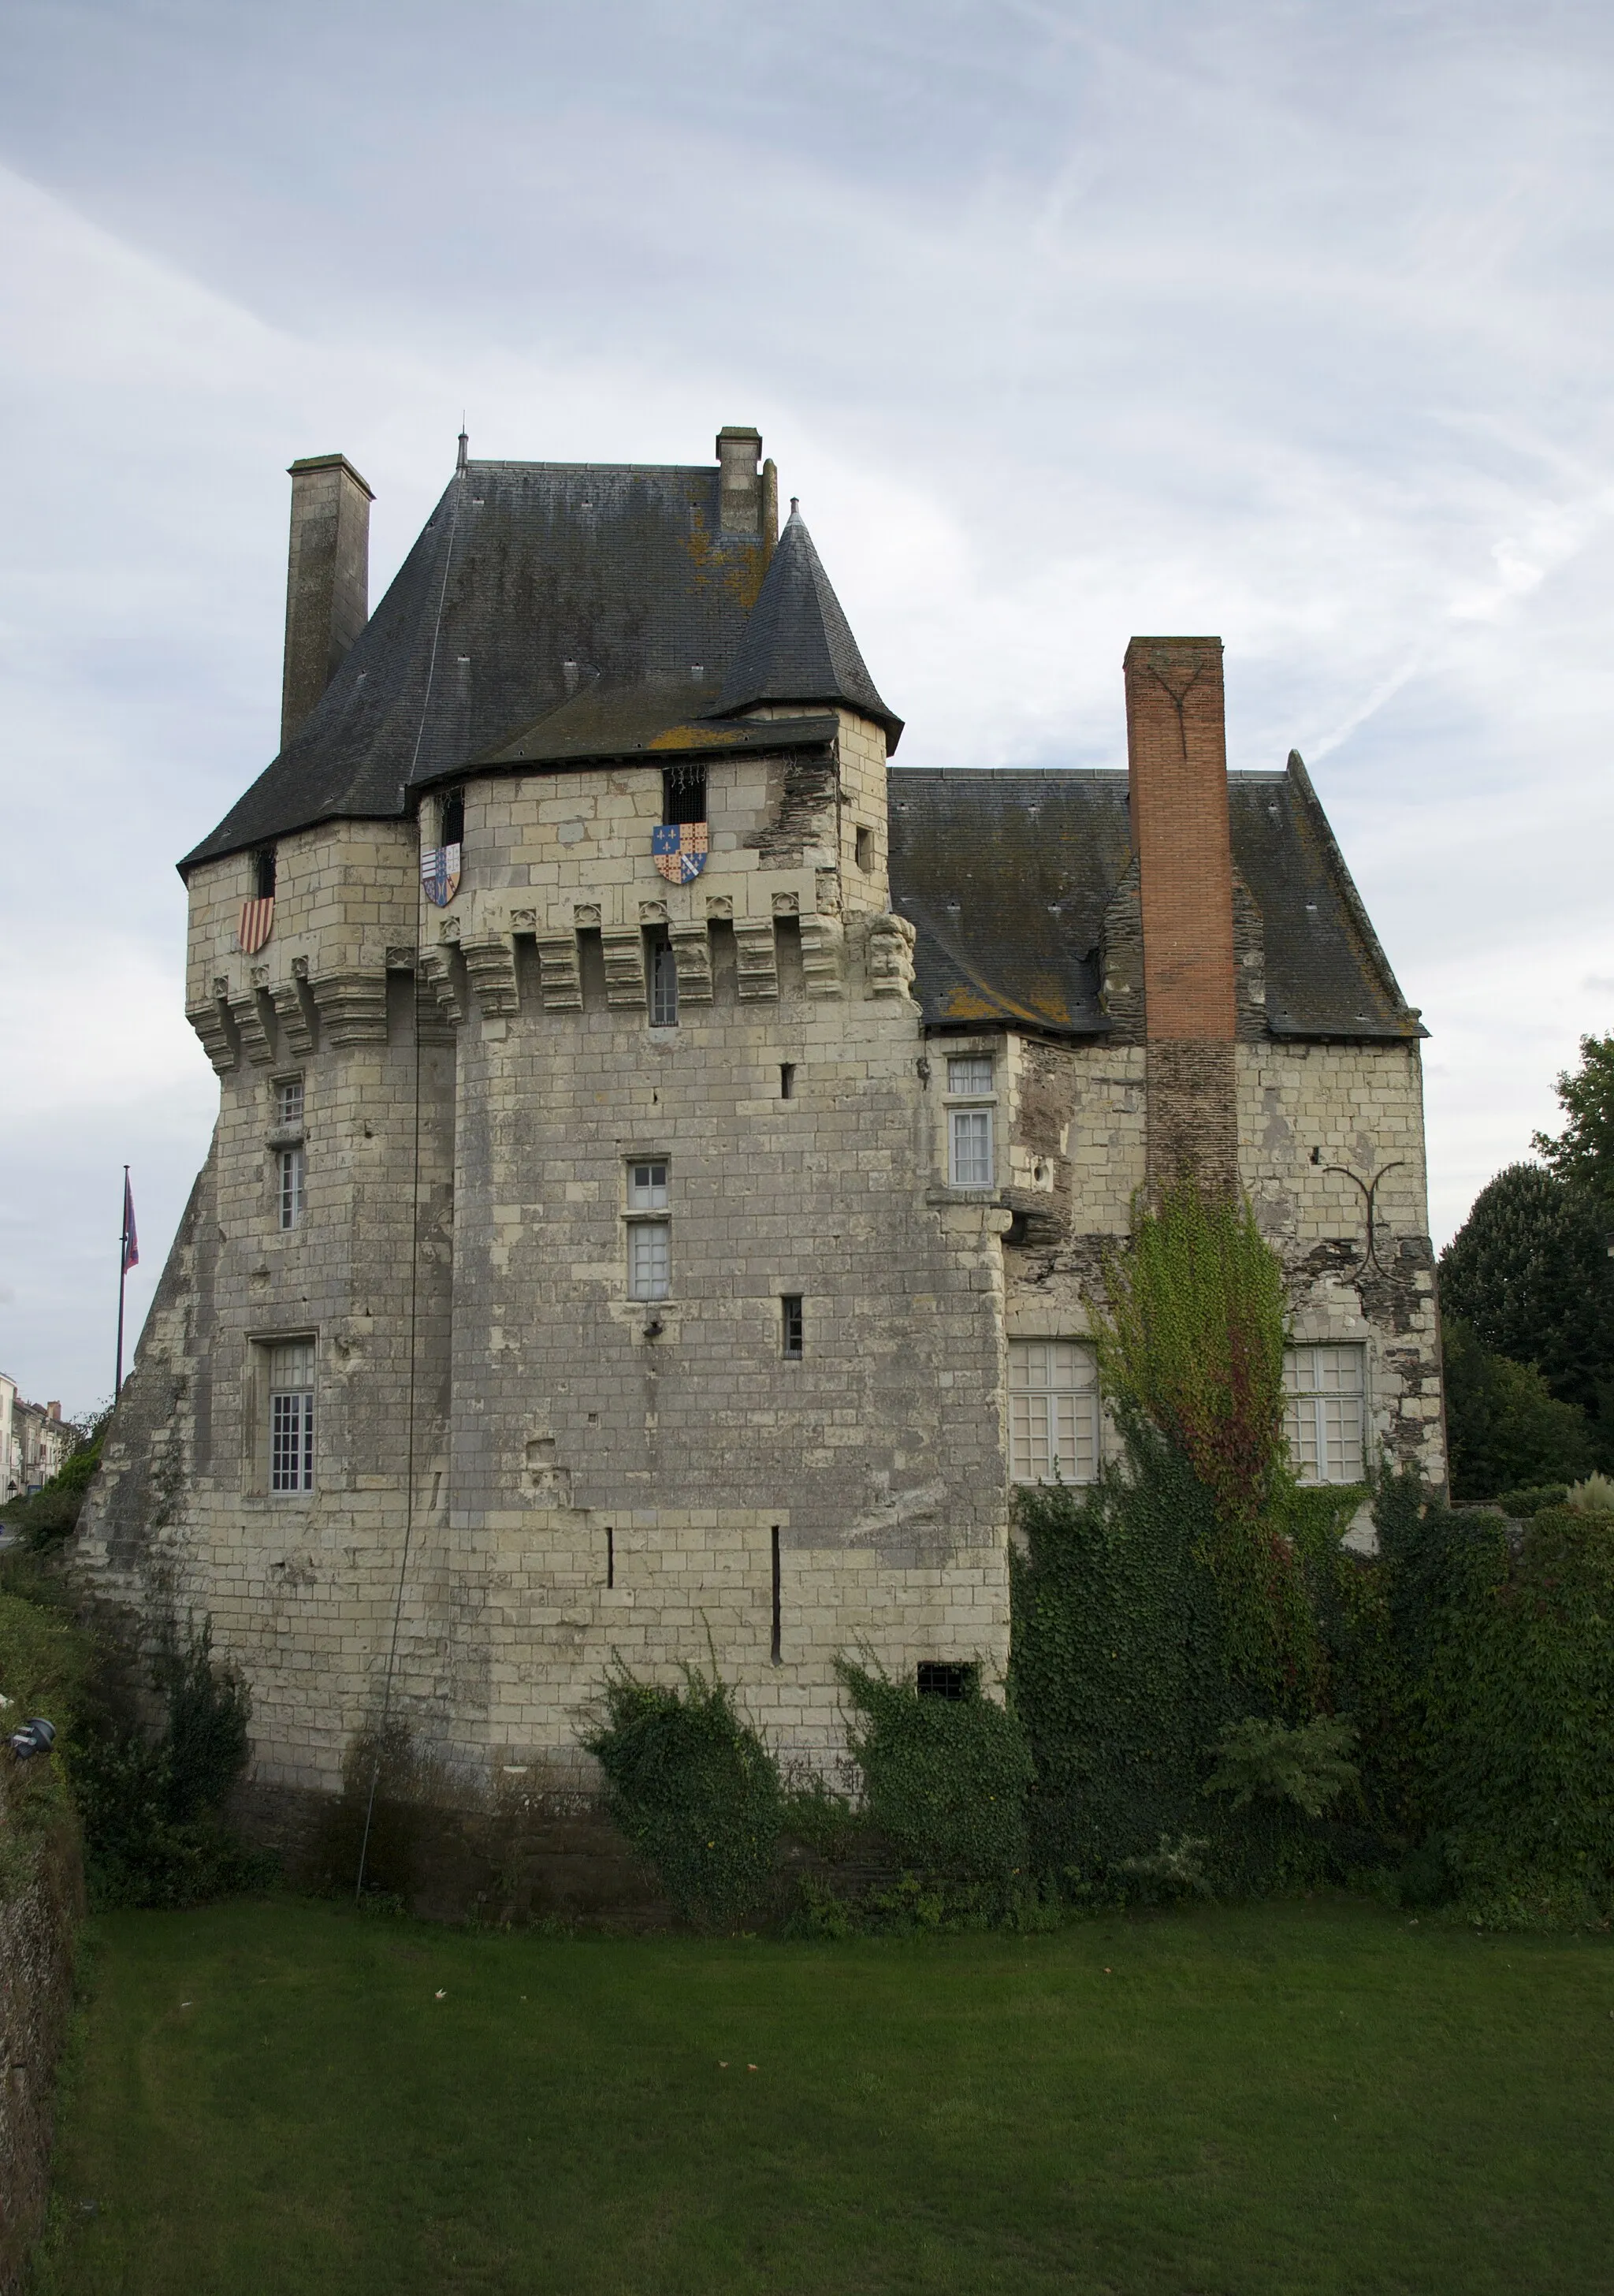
[1441,1318,1593,1501]
[1437,1163,1614,1431]
[1534,1033,1614,1208]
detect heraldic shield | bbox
[420,841,462,908]
[237,896,274,954]
[652,822,708,884]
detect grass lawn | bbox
[36,1893,1614,2295]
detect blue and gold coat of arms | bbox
[652,823,708,884]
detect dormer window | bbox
[662,765,706,824]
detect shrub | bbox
[1566,1473,1614,1515]
[1375,1485,1614,1922]
[835,1657,1032,1884]
[583,1664,783,1927]
[1203,1716,1359,1819]
[1441,1318,1594,1499]
[1496,1484,1571,1519]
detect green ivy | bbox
[583,1663,783,1928]
[834,1658,1033,1885]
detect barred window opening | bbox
[1009,1338,1099,1484]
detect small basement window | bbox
[662,764,707,824]
[917,1662,977,1701]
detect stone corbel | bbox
[309,970,389,1046]
[864,910,917,999]
[459,933,520,1019]
[668,921,713,1003]
[535,932,582,1011]
[799,913,845,997]
[228,988,277,1066]
[187,994,239,1074]
[734,920,779,1000]
[601,928,647,1010]
[269,974,318,1056]
[417,944,464,1029]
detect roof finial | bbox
[789,497,799,515]
[457,418,469,473]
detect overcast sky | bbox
[2,0,1612,1416]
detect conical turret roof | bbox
[716,506,902,748]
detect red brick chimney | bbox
[1123,635,1240,1193]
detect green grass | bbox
[39,1894,1614,2295]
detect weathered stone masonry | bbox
[76,428,1444,1813]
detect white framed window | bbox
[1284,1345,1366,1484]
[268,1341,315,1494]
[275,1077,303,1128]
[947,1055,995,1096]
[277,1144,306,1230]
[949,1108,994,1188]
[629,1221,671,1301]
[628,1160,668,1210]
[649,937,678,1028]
[1009,1340,1100,1483]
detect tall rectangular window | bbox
[629,1221,671,1301]
[275,1077,303,1128]
[649,936,679,1028]
[1284,1345,1365,1483]
[277,1145,306,1230]
[1009,1339,1100,1484]
[781,1295,804,1359]
[949,1109,994,1188]
[269,1341,315,1494]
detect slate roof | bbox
[887,756,1422,1042]
[715,508,902,743]
[182,461,896,871]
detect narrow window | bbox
[255,847,277,900]
[441,789,464,847]
[781,1295,804,1359]
[268,1341,315,1494]
[629,1221,671,1301]
[770,1526,782,1664]
[275,1077,303,1129]
[1283,1345,1366,1483]
[277,1144,306,1230]
[649,935,679,1028]
[779,1062,795,1100]
[606,1525,615,1590]
[628,1160,668,1209]
[917,1662,976,1701]
[1009,1339,1100,1483]
[854,824,873,872]
[946,1055,994,1096]
[949,1108,994,1188]
[661,764,707,824]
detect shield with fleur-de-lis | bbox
[652,822,708,884]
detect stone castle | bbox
[77,424,1444,1810]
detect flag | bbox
[122,1174,139,1273]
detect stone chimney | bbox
[281,453,374,750]
[1123,635,1240,1194]
[716,426,778,540]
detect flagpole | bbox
[115,1165,130,1397]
